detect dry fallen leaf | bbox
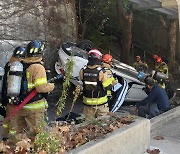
[0,142,11,153]
[59,125,70,132]
[38,150,47,154]
[109,124,118,131]
[16,133,28,141]
[15,138,32,153]
[153,135,165,140]
[147,148,161,154]
[1,115,135,153]
[120,115,135,124]
[107,112,116,117]
[58,147,67,154]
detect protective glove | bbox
[113,73,117,78]
[112,79,118,86]
[48,74,63,83]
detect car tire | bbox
[77,40,93,52]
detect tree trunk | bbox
[0,0,78,74]
[79,22,87,40]
[167,19,177,71]
[116,0,133,64]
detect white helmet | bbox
[88,49,102,60]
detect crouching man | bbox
[136,77,170,119]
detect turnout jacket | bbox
[133,60,148,72]
[154,62,168,89]
[102,62,118,96]
[22,57,54,110]
[80,64,111,106]
[155,62,168,76]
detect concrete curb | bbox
[150,105,180,131]
[70,118,150,154]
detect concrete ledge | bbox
[150,106,180,131]
[70,118,150,154]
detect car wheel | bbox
[77,40,93,52]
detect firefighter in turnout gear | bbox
[102,54,118,110]
[2,46,26,140]
[79,49,112,120]
[133,55,148,72]
[153,54,159,69]
[154,57,168,89]
[16,40,54,136]
[154,57,168,75]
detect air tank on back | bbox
[7,61,23,97]
[151,70,168,82]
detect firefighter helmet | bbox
[103,54,113,63]
[26,40,45,57]
[88,49,102,60]
[12,46,26,58]
[156,57,162,63]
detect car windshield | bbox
[61,42,88,59]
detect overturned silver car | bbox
[55,41,148,112]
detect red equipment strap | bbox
[1,89,38,125]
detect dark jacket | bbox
[137,85,170,111]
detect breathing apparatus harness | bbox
[6,62,49,106]
[1,73,63,125]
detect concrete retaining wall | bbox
[70,118,150,154]
[150,105,180,131]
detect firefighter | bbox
[153,54,159,69]
[154,57,168,89]
[102,54,118,110]
[133,55,148,72]
[16,40,54,137]
[154,57,168,75]
[79,49,111,120]
[2,46,26,140]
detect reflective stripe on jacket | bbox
[2,123,16,136]
[2,123,8,129]
[80,65,108,106]
[102,63,118,96]
[155,62,168,76]
[9,129,16,135]
[102,67,115,89]
[83,96,108,106]
[102,68,113,96]
[23,100,48,110]
[155,62,168,89]
[23,57,54,110]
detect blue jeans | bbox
[138,103,160,118]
